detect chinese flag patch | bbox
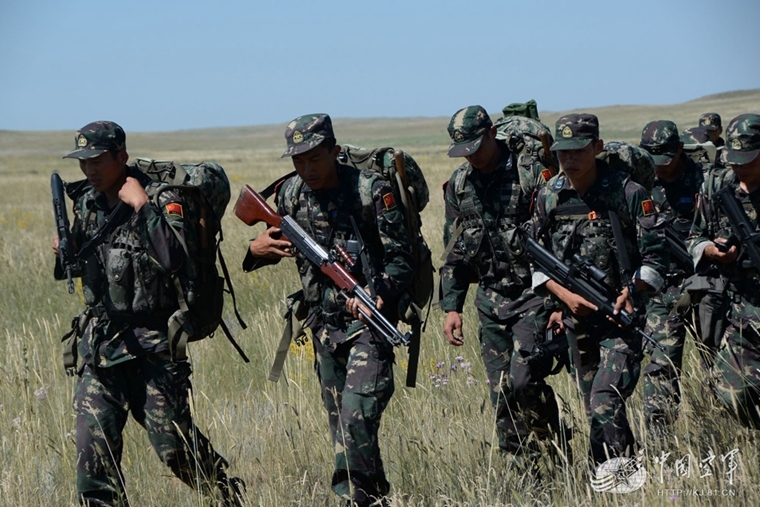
[541,168,554,183]
[641,199,655,216]
[383,192,396,211]
[165,202,183,218]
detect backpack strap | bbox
[269,290,308,382]
[261,171,297,199]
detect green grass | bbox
[1,90,760,506]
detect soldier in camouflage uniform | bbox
[243,114,414,506]
[638,121,705,426]
[531,114,669,466]
[52,122,243,506]
[440,106,562,468]
[699,113,727,167]
[687,113,760,429]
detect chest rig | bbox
[454,158,532,287]
[544,175,636,290]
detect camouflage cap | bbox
[281,114,335,158]
[699,112,722,131]
[550,113,599,151]
[724,113,760,165]
[639,120,680,165]
[680,126,711,145]
[447,105,493,157]
[63,121,126,159]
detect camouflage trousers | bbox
[712,292,760,429]
[642,281,727,425]
[311,321,394,506]
[565,316,641,465]
[476,298,561,458]
[74,352,234,506]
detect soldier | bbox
[687,113,760,429]
[52,122,244,506]
[699,113,727,167]
[638,120,704,426]
[243,114,414,506]
[531,114,668,466]
[440,105,563,471]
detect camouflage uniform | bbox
[687,114,760,429]
[700,113,727,167]
[638,121,705,425]
[243,114,414,506]
[532,114,669,465]
[440,106,560,461]
[56,122,241,507]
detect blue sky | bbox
[1,0,758,132]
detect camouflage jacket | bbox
[532,161,668,300]
[688,168,760,292]
[55,166,186,368]
[244,164,414,343]
[440,143,550,319]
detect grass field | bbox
[1,90,760,506]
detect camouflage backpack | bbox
[132,158,248,362]
[597,141,656,192]
[337,145,433,319]
[495,113,558,189]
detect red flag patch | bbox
[641,199,655,216]
[383,192,396,211]
[165,202,184,218]
[541,168,554,183]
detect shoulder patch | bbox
[541,168,554,183]
[165,202,183,218]
[382,192,396,211]
[553,176,565,191]
[641,199,655,216]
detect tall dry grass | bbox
[1,91,759,506]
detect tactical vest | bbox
[450,158,533,290]
[76,179,178,321]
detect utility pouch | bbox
[62,308,93,376]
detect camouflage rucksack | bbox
[337,145,433,319]
[133,158,248,362]
[495,114,558,189]
[597,141,656,192]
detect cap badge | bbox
[292,131,304,144]
[453,131,465,142]
[703,118,711,126]
[561,126,573,138]
[77,134,88,147]
[731,139,743,150]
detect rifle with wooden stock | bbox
[234,184,411,347]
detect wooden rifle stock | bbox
[234,184,284,229]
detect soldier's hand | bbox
[563,293,598,316]
[118,176,150,211]
[346,294,383,322]
[444,311,464,346]
[249,227,293,259]
[705,239,739,264]
[548,310,565,332]
[612,286,634,316]
[52,235,60,256]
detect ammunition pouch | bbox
[62,307,97,376]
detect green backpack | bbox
[596,141,656,192]
[133,158,248,362]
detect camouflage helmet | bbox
[550,113,599,151]
[724,114,760,165]
[639,120,681,166]
[281,114,335,158]
[699,112,722,131]
[63,121,126,159]
[447,105,493,157]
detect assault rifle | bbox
[526,237,665,352]
[51,173,77,293]
[664,226,694,270]
[712,185,760,270]
[233,185,411,347]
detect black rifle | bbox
[528,325,569,373]
[664,226,694,271]
[712,185,760,270]
[51,173,77,293]
[526,237,664,352]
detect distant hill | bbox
[2,88,759,157]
